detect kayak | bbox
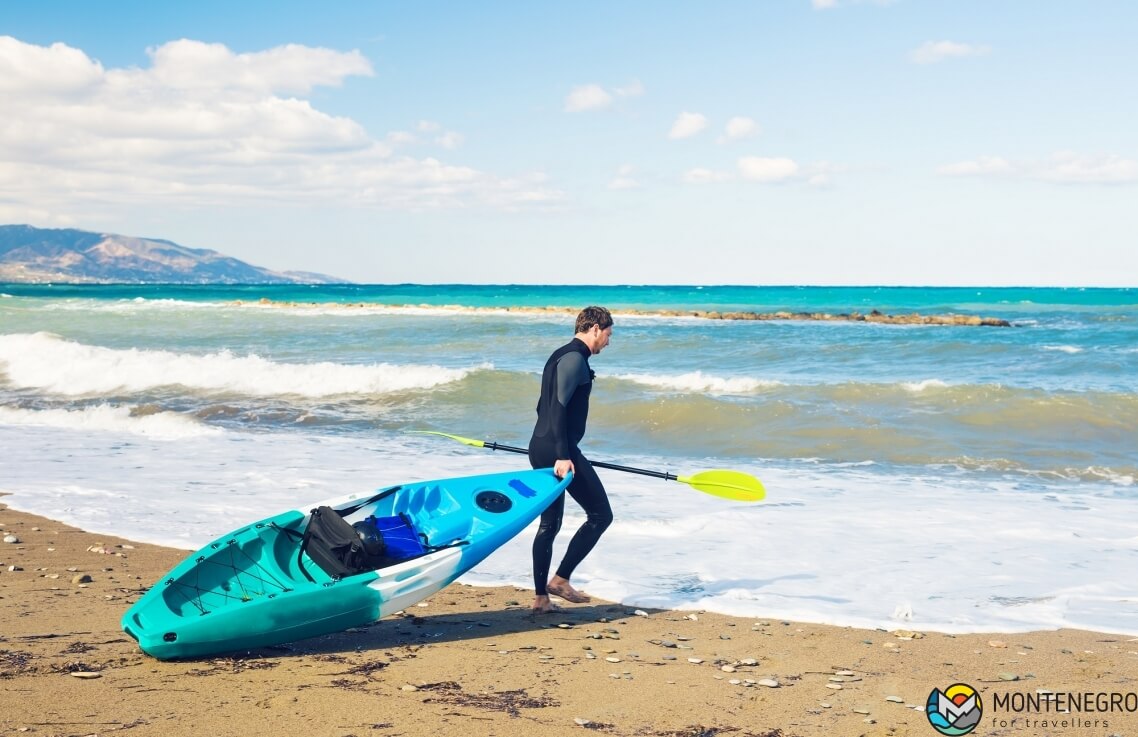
[122,468,571,660]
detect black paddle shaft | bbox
[482,440,678,482]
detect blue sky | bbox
[2,1,1135,285]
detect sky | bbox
[1,0,1136,286]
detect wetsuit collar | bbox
[569,336,592,358]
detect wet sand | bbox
[2,502,1134,737]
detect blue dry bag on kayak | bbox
[355,514,426,561]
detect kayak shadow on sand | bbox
[188,571,823,662]
[240,602,653,660]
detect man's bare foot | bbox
[531,595,561,615]
[546,577,591,603]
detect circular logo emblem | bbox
[926,683,983,735]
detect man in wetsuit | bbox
[529,305,614,614]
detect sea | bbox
[1,284,1135,635]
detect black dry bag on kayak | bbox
[302,506,381,579]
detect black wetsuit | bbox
[528,337,613,596]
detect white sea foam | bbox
[0,332,486,398]
[36,298,226,313]
[0,403,221,439]
[1043,344,1084,354]
[901,379,950,392]
[615,371,781,394]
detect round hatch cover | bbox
[475,490,512,513]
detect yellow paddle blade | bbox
[676,469,766,502]
[409,430,486,448]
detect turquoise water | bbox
[2,284,1136,633]
[2,282,1133,312]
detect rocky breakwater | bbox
[235,299,1013,326]
[646,308,1013,326]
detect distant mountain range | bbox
[0,225,348,284]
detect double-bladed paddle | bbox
[411,430,765,503]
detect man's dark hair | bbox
[575,306,613,334]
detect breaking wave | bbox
[0,403,222,440]
[0,332,487,398]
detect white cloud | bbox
[910,40,990,65]
[812,0,897,9]
[682,168,731,184]
[0,36,104,94]
[435,131,464,150]
[386,130,418,145]
[937,153,1137,184]
[684,157,831,185]
[1039,152,1138,184]
[803,160,842,188]
[608,164,640,190]
[564,81,642,112]
[719,116,759,143]
[143,39,374,95]
[615,79,646,98]
[0,36,560,214]
[937,156,1014,177]
[388,122,463,150]
[564,84,613,112]
[669,112,709,140]
[738,156,800,182]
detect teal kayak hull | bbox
[122,468,570,660]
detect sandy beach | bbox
[2,501,1135,737]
